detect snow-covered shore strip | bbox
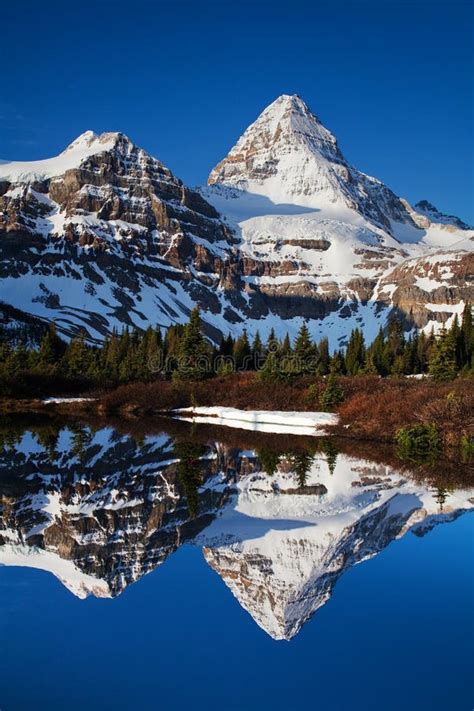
[173,407,338,436]
[42,397,95,404]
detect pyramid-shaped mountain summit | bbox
[208,93,416,230]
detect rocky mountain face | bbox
[1,96,472,346]
[1,424,473,636]
[0,131,240,343]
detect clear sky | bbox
[1,0,472,222]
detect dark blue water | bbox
[1,420,473,710]
[1,515,473,711]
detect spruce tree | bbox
[219,333,234,357]
[281,333,292,356]
[174,440,205,518]
[38,325,66,369]
[428,328,458,381]
[329,350,345,374]
[385,317,406,372]
[63,331,94,377]
[345,328,366,375]
[176,307,211,380]
[294,322,318,374]
[265,328,279,355]
[251,330,263,370]
[233,329,251,371]
[318,337,330,375]
[257,448,280,476]
[320,439,338,475]
[416,331,430,373]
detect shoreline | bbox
[1,372,472,465]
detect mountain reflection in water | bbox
[0,416,473,640]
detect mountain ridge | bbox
[0,94,472,346]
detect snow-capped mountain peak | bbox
[207,93,419,234]
[0,130,121,183]
[62,129,100,152]
[208,93,347,207]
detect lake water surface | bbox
[0,416,473,710]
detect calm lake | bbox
[0,416,473,710]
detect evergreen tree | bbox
[318,337,330,375]
[103,329,121,380]
[143,325,163,377]
[265,328,279,356]
[36,426,61,461]
[400,334,416,375]
[69,424,93,463]
[281,333,292,356]
[428,327,458,381]
[257,350,280,382]
[176,307,211,380]
[433,486,449,511]
[365,327,387,375]
[345,328,366,375]
[293,322,318,374]
[251,330,263,370]
[385,317,405,372]
[257,448,280,476]
[233,329,251,370]
[416,330,431,373]
[62,331,94,377]
[38,325,66,369]
[329,350,346,374]
[219,333,234,357]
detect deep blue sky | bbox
[1,0,472,222]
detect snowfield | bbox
[173,406,339,435]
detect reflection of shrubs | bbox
[396,424,442,462]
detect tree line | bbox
[0,303,472,394]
